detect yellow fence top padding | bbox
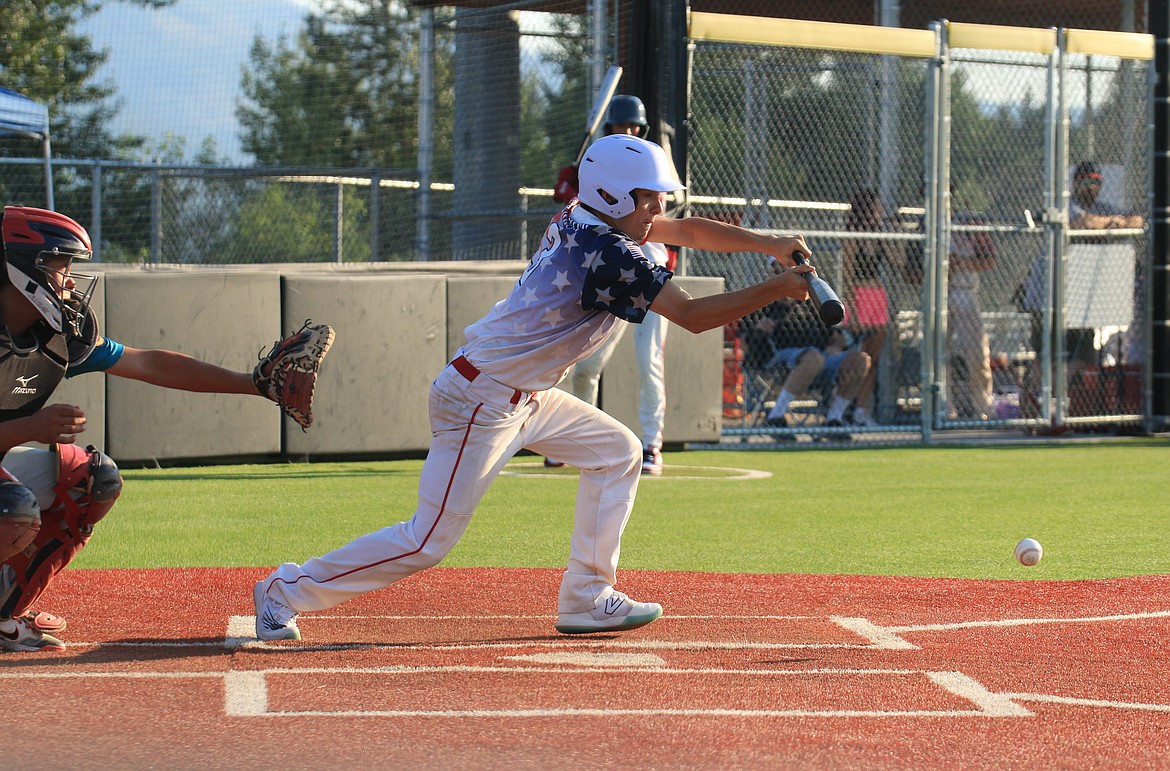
[689,12,936,59]
[945,22,1057,54]
[1064,28,1155,60]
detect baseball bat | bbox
[792,253,845,326]
[573,65,623,165]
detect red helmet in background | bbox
[1,206,96,335]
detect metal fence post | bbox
[91,162,103,263]
[417,7,433,261]
[921,22,947,441]
[334,181,343,263]
[150,160,161,264]
[1052,29,1070,425]
[370,170,381,261]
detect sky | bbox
[79,0,314,163]
[78,1,567,165]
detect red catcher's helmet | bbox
[1,206,96,335]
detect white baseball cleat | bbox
[555,591,663,635]
[254,580,301,641]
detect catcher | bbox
[0,206,333,652]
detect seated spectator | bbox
[842,188,904,426]
[740,298,871,437]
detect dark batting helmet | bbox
[605,95,649,137]
[1,206,97,336]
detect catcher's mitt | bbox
[252,321,335,429]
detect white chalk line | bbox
[9,609,1168,720]
[500,462,772,480]
[883,609,1170,634]
[217,666,1037,719]
[833,610,1170,650]
[9,664,1167,718]
[0,664,1041,719]
[42,608,1170,654]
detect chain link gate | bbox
[687,13,1154,447]
[931,25,1153,437]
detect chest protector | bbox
[0,325,69,420]
[0,303,98,422]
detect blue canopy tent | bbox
[0,87,54,208]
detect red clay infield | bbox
[5,567,1169,769]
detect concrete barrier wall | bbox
[283,273,447,456]
[80,265,723,464]
[102,272,283,463]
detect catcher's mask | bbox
[1,206,97,336]
[578,135,683,219]
[604,95,649,137]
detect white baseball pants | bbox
[263,360,643,615]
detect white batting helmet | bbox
[577,135,683,219]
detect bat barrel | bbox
[791,253,844,326]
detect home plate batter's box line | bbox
[3,669,1169,718]
[840,609,1170,649]
[221,666,1031,719]
[224,609,1170,652]
[35,609,1170,653]
[225,614,894,651]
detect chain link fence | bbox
[689,15,1153,447]
[0,3,1155,447]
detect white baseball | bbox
[1015,538,1043,566]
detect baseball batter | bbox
[255,135,815,639]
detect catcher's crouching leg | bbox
[0,445,123,619]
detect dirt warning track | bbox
[6,567,1169,769]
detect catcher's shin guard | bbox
[0,445,122,619]
[52,443,124,529]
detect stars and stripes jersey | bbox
[459,202,673,392]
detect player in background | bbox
[0,206,332,652]
[254,134,816,642]
[546,94,676,475]
[840,188,903,427]
[1019,161,1147,413]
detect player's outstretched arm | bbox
[648,216,810,267]
[107,347,256,394]
[651,267,811,335]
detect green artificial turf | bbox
[75,441,1170,580]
